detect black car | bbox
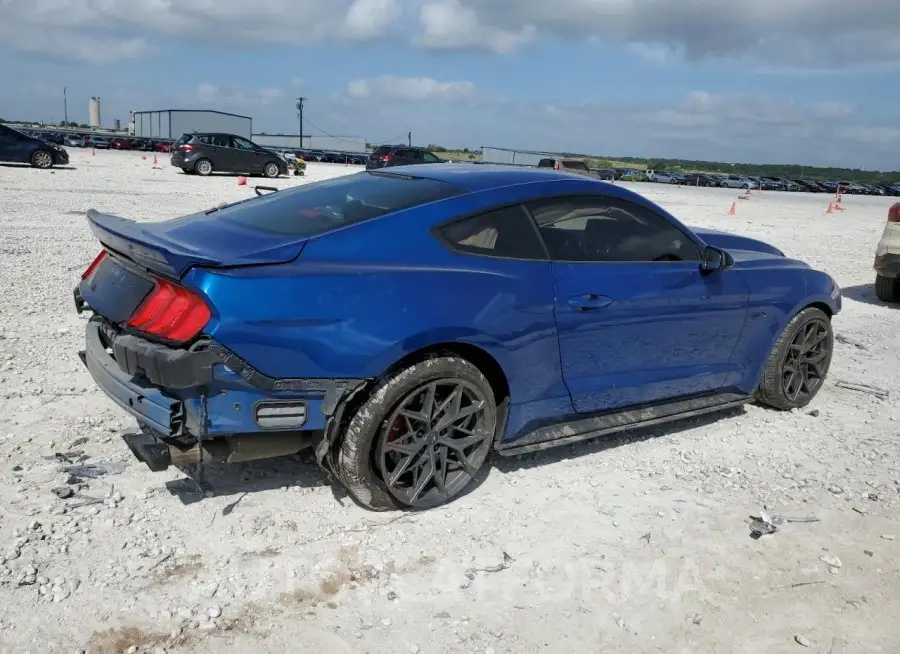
[366,145,443,169]
[679,173,718,187]
[170,132,288,177]
[0,124,69,169]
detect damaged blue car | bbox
[75,165,841,509]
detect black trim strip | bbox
[496,393,751,456]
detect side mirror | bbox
[701,246,732,272]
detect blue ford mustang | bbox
[75,165,841,510]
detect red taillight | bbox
[379,155,392,162]
[127,278,210,343]
[888,203,900,223]
[81,250,107,280]
[179,144,196,152]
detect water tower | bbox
[89,97,101,128]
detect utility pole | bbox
[408,131,411,147]
[296,97,306,148]
[63,87,68,127]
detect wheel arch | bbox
[380,341,511,406]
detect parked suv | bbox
[0,124,69,169]
[170,133,288,177]
[366,145,443,169]
[874,203,900,302]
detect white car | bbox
[874,202,900,302]
[720,175,758,190]
[646,170,678,184]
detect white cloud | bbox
[2,0,897,67]
[0,0,405,63]
[347,75,475,102]
[415,0,536,54]
[412,0,900,68]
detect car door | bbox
[228,135,260,173]
[0,126,31,163]
[526,195,751,414]
[0,125,17,162]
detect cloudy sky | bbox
[1,0,898,169]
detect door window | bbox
[0,126,27,144]
[527,196,701,263]
[438,206,547,260]
[422,152,441,163]
[231,136,256,150]
[200,134,230,147]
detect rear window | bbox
[372,146,392,156]
[216,171,461,236]
[173,134,193,147]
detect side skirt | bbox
[494,393,752,457]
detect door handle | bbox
[567,294,612,311]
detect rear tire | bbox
[755,307,833,410]
[31,150,54,169]
[334,356,497,511]
[194,159,213,176]
[263,162,280,178]
[875,275,900,303]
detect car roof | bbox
[380,163,620,194]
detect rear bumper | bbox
[81,319,186,436]
[875,253,900,278]
[78,315,365,440]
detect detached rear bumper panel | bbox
[81,319,185,436]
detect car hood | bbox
[690,226,785,257]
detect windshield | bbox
[216,171,461,236]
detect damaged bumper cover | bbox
[78,316,369,466]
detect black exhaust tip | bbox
[122,431,171,472]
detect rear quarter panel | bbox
[186,185,572,406]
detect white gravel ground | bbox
[1,149,899,654]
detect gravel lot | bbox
[1,149,898,653]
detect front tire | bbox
[875,275,900,303]
[755,307,833,410]
[31,150,54,169]
[334,357,497,511]
[263,162,280,178]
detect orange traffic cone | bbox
[826,202,834,213]
[237,176,247,186]
[141,154,147,160]
[728,201,736,215]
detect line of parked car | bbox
[639,170,900,196]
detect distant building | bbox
[481,146,556,167]
[89,97,101,129]
[250,133,366,153]
[114,119,121,131]
[132,109,252,140]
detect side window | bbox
[438,206,547,260]
[407,149,425,161]
[231,136,255,150]
[526,196,701,263]
[393,149,410,159]
[422,152,441,163]
[0,126,24,143]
